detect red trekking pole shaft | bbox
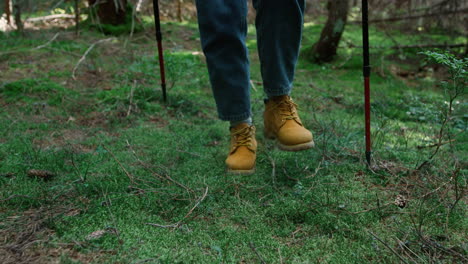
[152,0,167,102]
[362,0,372,166]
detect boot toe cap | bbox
[278,127,313,146]
[225,148,256,171]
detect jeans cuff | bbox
[264,84,292,98]
[218,111,252,122]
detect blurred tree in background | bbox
[0,0,466,57]
[88,0,127,25]
[305,0,350,63]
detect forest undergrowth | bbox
[0,18,466,263]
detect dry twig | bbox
[72,38,115,79]
[103,145,135,184]
[249,242,267,264]
[0,33,60,56]
[180,186,208,222]
[145,223,178,229]
[306,157,323,178]
[33,33,60,50]
[250,79,258,92]
[125,140,193,193]
[127,80,137,117]
[146,186,209,229]
[0,194,33,203]
[395,237,424,263]
[368,231,410,264]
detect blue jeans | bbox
[196,0,305,121]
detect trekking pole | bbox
[362,0,372,166]
[152,0,167,102]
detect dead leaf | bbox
[86,230,107,240]
[1,172,15,178]
[27,169,54,180]
[65,209,81,217]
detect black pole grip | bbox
[153,0,163,42]
[362,0,370,77]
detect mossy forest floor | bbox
[0,18,467,263]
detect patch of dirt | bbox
[31,128,96,154]
[58,129,87,142]
[0,206,107,264]
[76,111,108,128]
[371,160,409,176]
[148,115,169,128]
[385,54,451,85]
[73,67,114,90]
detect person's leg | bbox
[253,0,314,151]
[195,0,256,174]
[252,0,305,97]
[195,0,251,122]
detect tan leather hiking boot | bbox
[225,123,257,174]
[264,95,314,151]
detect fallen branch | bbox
[72,38,115,79]
[33,32,60,50]
[368,231,410,264]
[421,236,468,262]
[25,14,75,23]
[395,237,424,263]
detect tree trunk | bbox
[13,2,22,34]
[177,0,183,22]
[4,0,11,24]
[306,0,349,63]
[88,0,127,25]
[75,0,80,36]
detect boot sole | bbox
[277,140,315,151]
[264,131,315,152]
[226,167,256,175]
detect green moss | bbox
[0,19,466,264]
[0,78,75,106]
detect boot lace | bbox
[231,125,255,153]
[277,98,301,124]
